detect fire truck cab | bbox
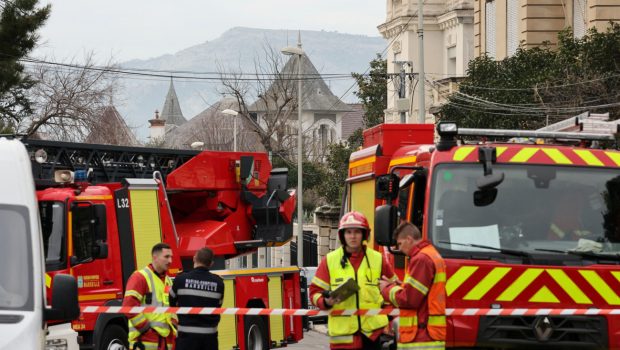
[346,123,620,349]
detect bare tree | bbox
[21,53,119,141]
[162,98,262,151]
[180,112,262,152]
[217,44,299,161]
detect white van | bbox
[0,138,79,349]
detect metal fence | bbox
[290,230,318,267]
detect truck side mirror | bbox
[376,174,400,201]
[92,241,108,259]
[45,274,80,322]
[375,205,398,246]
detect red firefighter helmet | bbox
[338,211,370,244]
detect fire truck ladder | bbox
[21,139,199,187]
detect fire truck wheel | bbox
[99,324,129,350]
[244,316,268,350]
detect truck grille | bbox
[477,315,607,349]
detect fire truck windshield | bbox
[429,163,620,257]
[39,201,66,270]
[0,206,33,311]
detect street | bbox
[287,330,328,349]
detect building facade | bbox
[475,0,620,60]
[248,50,351,161]
[379,0,475,123]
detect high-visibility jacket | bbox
[549,223,591,240]
[397,244,446,350]
[326,247,388,346]
[126,266,177,349]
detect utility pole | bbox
[417,0,426,123]
[399,63,407,123]
[393,61,411,124]
[281,35,305,268]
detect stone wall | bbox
[315,205,341,261]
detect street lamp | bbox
[190,141,204,150]
[281,44,304,267]
[222,109,239,152]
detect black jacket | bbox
[170,267,225,331]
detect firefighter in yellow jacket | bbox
[309,211,396,349]
[123,243,178,350]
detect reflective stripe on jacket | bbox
[398,244,446,347]
[127,267,177,343]
[326,247,388,345]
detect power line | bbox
[456,72,620,92]
[18,54,369,84]
[430,78,620,116]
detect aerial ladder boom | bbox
[23,139,296,267]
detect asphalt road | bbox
[287,329,329,349]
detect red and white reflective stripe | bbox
[81,306,620,316]
[447,308,620,316]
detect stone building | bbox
[379,0,475,123]
[475,0,620,60]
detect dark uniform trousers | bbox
[170,266,225,350]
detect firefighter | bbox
[169,247,224,350]
[309,211,396,350]
[379,222,446,350]
[548,192,592,240]
[123,243,178,350]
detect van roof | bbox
[0,138,35,207]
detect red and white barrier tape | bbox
[81,306,401,316]
[81,306,620,317]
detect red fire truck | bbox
[23,139,303,350]
[345,122,620,349]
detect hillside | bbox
[115,27,386,140]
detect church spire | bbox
[160,77,186,127]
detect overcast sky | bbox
[34,0,386,62]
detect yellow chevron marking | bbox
[453,146,476,161]
[389,156,417,167]
[542,149,573,165]
[580,270,620,305]
[605,151,620,167]
[612,271,620,283]
[496,147,507,158]
[446,266,478,296]
[45,273,52,289]
[529,286,560,303]
[496,268,543,301]
[509,148,539,163]
[574,150,604,166]
[547,269,592,304]
[463,267,511,300]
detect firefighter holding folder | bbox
[310,211,396,349]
